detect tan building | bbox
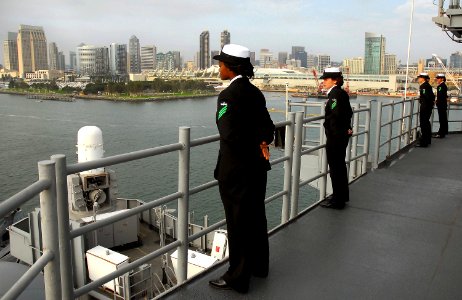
[343,57,364,74]
[25,69,63,80]
[3,32,19,71]
[17,25,48,78]
[384,54,397,75]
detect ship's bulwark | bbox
[164,134,462,299]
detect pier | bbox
[26,93,75,102]
[164,134,462,299]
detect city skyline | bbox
[0,0,461,66]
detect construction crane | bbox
[312,69,322,93]
[432,53,461,96]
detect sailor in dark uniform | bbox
[209,44,275,293]
[416,73,435,147]
[434,73,448,138]
[319,67,353,210]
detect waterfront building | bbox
[129,35,141,73]
[343,57,364,74]
[3,32,19,71]
[17,25,48,78]
[278,52,288,68]
[292,46,307,68]
[307,54,318,70]
[260,49,277,68]
[110,43,128,76]
[172,51,181,70]
[69,51,77,71]
[220,30,230,49]
[384,54,397,75]
[317,54,331,72]
[58,51,65,71]
[199,31,210,69]
[49,42,59,71]
[140,45,156,72]
[286,59,301,68]
[25,69,63,80]
[156,52,175,70]
[211,50,220,65]
[364,32,386,75]
[450,51,462,68]
[426,56,447,68]
[76,44,110,76]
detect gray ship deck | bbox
[163,134,462,299]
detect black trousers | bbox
[326,136,350,204]
[419,106,432,145]
[218,170,269,292]
[437,106,448,136]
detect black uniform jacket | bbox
[419,81,435,109]
[436,82,448,109]
[323,86,353,139]
[214,77,275,182]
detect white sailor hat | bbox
[213,44,251,65]
[319,67,343,79]
[417,72,430,79]
[435,73,446,79]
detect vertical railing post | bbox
[177,127,190,284]
[51,154,74,300]
[363,100,372,173]
[387,101,394,157]
[398,100,405,151]
[319,119,328,201]
[351,103,360,179]
[405,99,411,145]
[290,112,304,219]
[408,99,415,142]
[38,160,62,300]
[281,113,295,224]
[373,100,383,169]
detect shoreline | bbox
[0,89,219,101]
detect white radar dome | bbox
[77,126,105,175]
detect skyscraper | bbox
[3,32,19,71]
[140,45,157,71]
[17,25,48,77]
[220,30,230,49]
[69,51,77,71]
[384,54,397,75]
[364,32,386,75]
[278,52,288,67]
[57,51,65,71]
[49,42,59,70]
[292,46,307,68]
[76,44,109,76]
[199,31,210,69]
[129,35,141,73]
[109,43,128,76]
[450,51,462,68]
[343,57,364,74]
[318,54,331,72]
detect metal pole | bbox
[363,101,372,174]
[398,101,405,151]
[281,113,295,224]
[285,82,289,120]
[351,104,360,179]
[387,102,394,157]
[404,0,415,101]
[408,100,415,142]
[38,160,62,300]
[290,112,304,219]
[50,154,74,300]
[177,127,190,284]
[319,120,328,201]
[374,101,383,168]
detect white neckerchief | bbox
[229,75,243,85]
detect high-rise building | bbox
[69,51,77,71]
[156,52,175,70]
[278,52,288,67]
[307,54,318,69]
[199,31,210,69]
[57,51,65,71]
[140,45,157,71]
[110,43,128,75]
[3,32,19,71]
[292,46,307,68]
[220,30,230,49]
[76,44,109,76]
[250,52,256,66]
[49,42,59,70]
[364,32,386,75]
[343,57,364,74]
[317,54,331,72]
[17,25,48,77]
[129,35,141,73]
[172,51,181,70]
[449,51,462,68]
[259,49,275,68]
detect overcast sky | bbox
[1,0,460,65]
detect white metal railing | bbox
[0,97,377,299]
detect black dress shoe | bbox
[416,143,428,148]
[320,200,345,209]
[209,278,231,290]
